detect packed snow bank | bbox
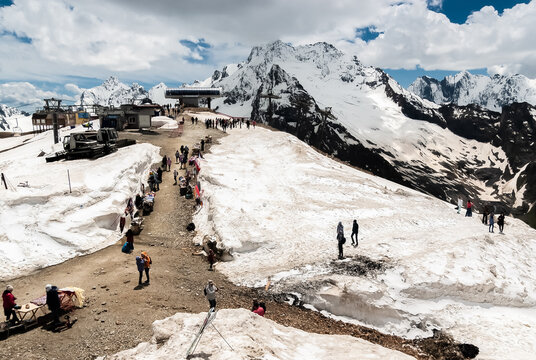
[100,309,413,360]
[0,128,161,280]
[193,126,536,360]
[151,116,178,129]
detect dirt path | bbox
[0,117,467,360]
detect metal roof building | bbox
[165,87,222,108]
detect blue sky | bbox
[432,0,530,23]
[0,0,534,108]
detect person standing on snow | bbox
[351,219,359,247]
[465,200,473,217]
[498,213,505,233]
[336,222,345,260]
[204,280,218,309]
[489,211,495,233]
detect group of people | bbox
[204,117,255,131]
[336,219,359,260]
[464,200,506,233]
[176,145,190,170]
[3,284,62,327]
[135,251,152,286]
[148,167,163,191]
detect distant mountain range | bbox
[408,71,536,112]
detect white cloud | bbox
[64,83,83,95]
[0,82,69,109]
[0,0,535,91]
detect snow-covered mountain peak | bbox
[78,77,147,106]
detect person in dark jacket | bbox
[126,229,134,252]
[136,256,145,286]
[498,213,505,233]
[207,249,215,271]
[337,222,345,259]
[351,219,359,247]
[489,211,495,233]
[45,284,61,325]
[2,285,20,323]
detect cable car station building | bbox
[165,87,222,108]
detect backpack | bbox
[340,237,346,245]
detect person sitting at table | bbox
[45,284,61,326]
[2,285,21,324]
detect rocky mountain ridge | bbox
[198,40,536,227]
[408,71,536,112]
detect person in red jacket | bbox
[2,285,20,323]
[253,301,266,317]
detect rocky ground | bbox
[0,113,471,360]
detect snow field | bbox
[101,309,414,360]
[193,125,536,359]
[0,128,161,280]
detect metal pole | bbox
[67,169,72,193]
[211,324,234,351]
[53,112,59,144]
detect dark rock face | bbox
[439,104,501,143]
[494,102,536,172]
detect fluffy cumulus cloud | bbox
[0,0,535,91]
[0,82,68,107]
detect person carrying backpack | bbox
[140,251,152,285]
[204,280,218,309]
[136,256,145,286]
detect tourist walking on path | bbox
[489,211,495,233]
[351,219,359,247]
[204,280,218,309]
[173,169,178,185]
[141,251,151,285]
[336,222,345,260]
[175,150,180,163]
[167,156,172,172]
[498,213,505,233]
[45,284,61,326]
[465,200,473,217]
[161,155,167,169]
[207,249,215,271]
[136,256,145,286]
[2,285,20,323]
